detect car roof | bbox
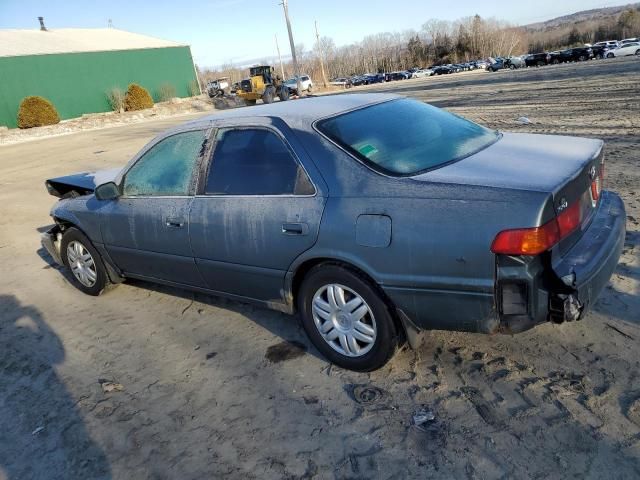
[179,93,400,131]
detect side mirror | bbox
[95,182,120,201]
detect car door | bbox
[189,125,327,303]
[101,128,209,287]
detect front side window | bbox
[123,130,206,196]
[316,98,499,176]
[205,128,314,196]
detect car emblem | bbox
[589,165,597,179]
[558,197,568,212]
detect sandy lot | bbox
[1,57,639,479]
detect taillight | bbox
[491,200,583,255]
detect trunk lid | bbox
[414,132,605,252]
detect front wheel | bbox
[635,49,640,56]
[607,52,614,58]
[60,228,109,296]
[307,84,312,93]
[298,264,398,371]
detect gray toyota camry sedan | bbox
[42,94,625,371]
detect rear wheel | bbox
[635,49,640,56]
[278,87,289,101]
[578,55,587,61]
[298,264,398,371]
[509,64,516,70]
[607,52,614,58]
[552,58,560,64]
[307,84,312,93]
[60,228,109,296]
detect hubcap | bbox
[66,240,97,287]
[311,284,377,357]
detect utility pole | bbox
[275,34,285,80]
[315,20,328,88]
[281,0,302,96]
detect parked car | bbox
[350,76,367,86]
[505,56,525,69]
[284,74,313,93]
[413,69,433,78]
[558,47,593,62]
[487,58,506,71]
[620,37,639,45]
[594,40,620,49]
[548,51,563,64]
[590,45,610,59]
[606,42,640,57]
[363,73,385,83]
[206,78,230,98]
[474,60,488,69]
[525,52,551,67]
[42,94,625,371]
[432,66,453,75]
[330,77,352,88]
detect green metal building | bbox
[0,26,200,128]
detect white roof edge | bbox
[0,28,189,58]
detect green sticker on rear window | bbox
[358,144,378,157]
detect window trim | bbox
[196,125,318,198]
[312,98,502,179]
[120,128,210,199]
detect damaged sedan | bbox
[42,94,625,371]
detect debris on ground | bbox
[99,380,124,393]
[412,408,436,431]
[31,426,45,436]
[516,116,531,124]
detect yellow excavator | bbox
[236,65,290,106]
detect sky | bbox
[0,0,631,68]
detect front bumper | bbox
[41,225,63,266]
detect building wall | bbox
[0,46,198,128]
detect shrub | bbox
[17,96,60,129]
[188,79,201,97]
[124,83,154,111]
[106,87,125,113]
[157,83,177,102]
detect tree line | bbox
[198,7,640,87]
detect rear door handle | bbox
[165,217,185,228]
[282,222,308,235]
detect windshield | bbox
[316,98,499,176]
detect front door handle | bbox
[282,222,308,235]
[165,217,185,228]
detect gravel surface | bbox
[0,56,638,479]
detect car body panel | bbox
[44,93,625,339]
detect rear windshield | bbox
[316,99,499,176]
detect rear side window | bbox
[123,130,206,196]
[317,98,499,176]
[205,128,315,195]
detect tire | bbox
[578,55,586,61]
[278,87,289,101]
[509,64,515,70]
[307,84,312,93]
[262,87,275,104]
[552,59,560,64]
[597,53,604,59]
[60,227,109,296]
[636,49,640,56]
[298,264,398,371]
[607,52,614,58]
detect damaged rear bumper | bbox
[496,191,625,332]
[551,191,626,316]
[41,225,63,266]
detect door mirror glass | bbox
[95,182,120,201]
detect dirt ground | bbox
[0,57,639,479]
